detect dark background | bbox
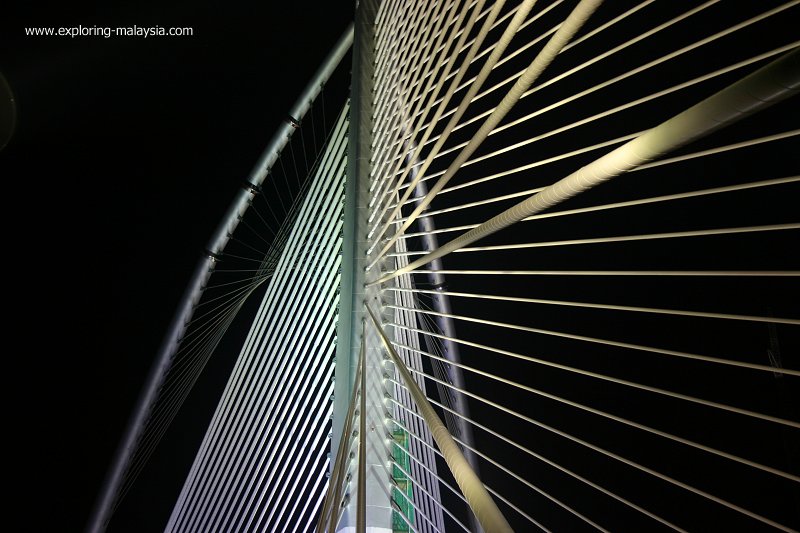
[1,1,353,531]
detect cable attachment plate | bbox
[204,249,223,263]
[241,181,262,195]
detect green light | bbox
[391,429,415,532]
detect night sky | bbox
[3,1,352,531]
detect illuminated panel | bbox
[166,103,350,533]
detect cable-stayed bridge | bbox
[89,1,799,531]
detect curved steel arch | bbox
[87,24,353,533]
